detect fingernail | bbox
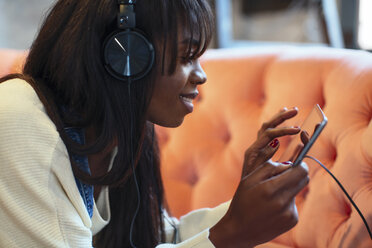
[294,126,300,129]
[269,139,279,148]
[283,161,293,165]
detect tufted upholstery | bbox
[1,47,371,247]
[156,47,372,247]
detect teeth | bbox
[180,96,193,103]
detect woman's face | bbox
[147,36,207,128]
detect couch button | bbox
[222,129,231,144]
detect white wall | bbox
[0,0,55,49]
[232,0,326,44]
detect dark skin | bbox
[209,108,309,247]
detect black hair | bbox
[0,0,214,247]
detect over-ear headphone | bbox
[103,0,155,81]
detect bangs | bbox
[165,0,215,74]
[135,0,214,75]
[180,0,215,59]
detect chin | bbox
[150,117,185,128]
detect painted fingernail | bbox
[269,139,279,148]
[283,161,293,165]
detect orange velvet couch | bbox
[157,47,372,247]
[1,47,371,247]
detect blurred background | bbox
[0,0,370,51]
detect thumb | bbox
[242,160,292,189]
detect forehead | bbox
[177,26,204,51]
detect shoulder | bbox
[0,79,95,246]
[0,78,57,129]
[0,78,60,161]
[0,78,47,117]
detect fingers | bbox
[300,123,320,146]
[260,107,298,131]
[243,107,301,178]
[253,139,280,167]
[314,123,321,134]
[300,130,309,145]
[244,126,299,177]
[270,162,309,199]
[243,139,280,177]
[254,126,300,150]
[255,107,300,150]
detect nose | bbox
[190,60,207,85]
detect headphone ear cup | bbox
[103,30,155,81]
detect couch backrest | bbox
[157,46,372,246]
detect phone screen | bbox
[280,104,327,166]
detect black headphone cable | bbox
[127,78,141,248]
[305,155,372,240]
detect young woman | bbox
[0,0,309,247]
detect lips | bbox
[179,92,198,113]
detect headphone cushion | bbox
[103,30,155,81]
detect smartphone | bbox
[280,104,328,167]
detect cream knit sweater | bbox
[0,79,229,248]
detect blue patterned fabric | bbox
[64,127,94,218]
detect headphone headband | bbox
[118,0,135,3]
[118,0,136,29]
[103,0,154,81]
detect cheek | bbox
[146,75,188,127]
[147,95,184,127]
[151,78,175,108]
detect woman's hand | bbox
[210,108,309,248]
[241,107,300,177]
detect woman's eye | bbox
[181,57,193,65]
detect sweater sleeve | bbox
[0,79,93,248]
[158,201,230,248]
